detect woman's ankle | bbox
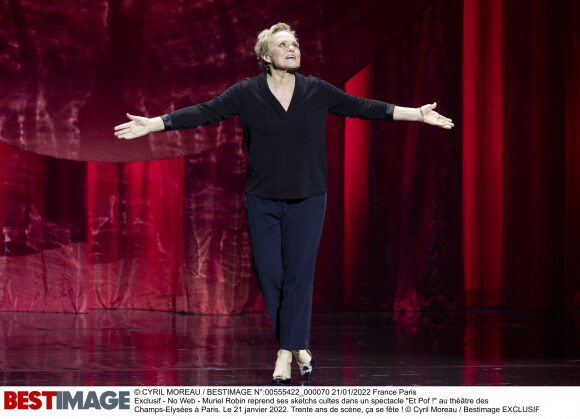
[277,349,292,361]
[291,349,312,364]
[273,349,292,377]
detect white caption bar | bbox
[1,386,578,418]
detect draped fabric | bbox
[567,0,580,307]
[343,1,464,311]
[463,0,579,310]
[0,0,578,313]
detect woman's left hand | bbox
[421,103,454,129]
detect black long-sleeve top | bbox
[162,72,394,200]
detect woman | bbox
[114,22,453,385]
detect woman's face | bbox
[264,31,300,72]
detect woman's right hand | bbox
[114,113,163,140]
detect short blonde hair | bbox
[254,22,298,71]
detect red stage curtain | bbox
[344,0,464,312]
[568,1,580,307]
[462,0,503,307]
[1,0,578,313]
[463,0,578,310]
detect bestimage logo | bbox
[3,391,130,410]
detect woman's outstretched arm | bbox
[114,113,165,140]
[394,102,454,129]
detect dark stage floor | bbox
[1,309,579,386]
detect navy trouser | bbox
[244,192,327,350]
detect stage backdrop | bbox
[0,0,578,313]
